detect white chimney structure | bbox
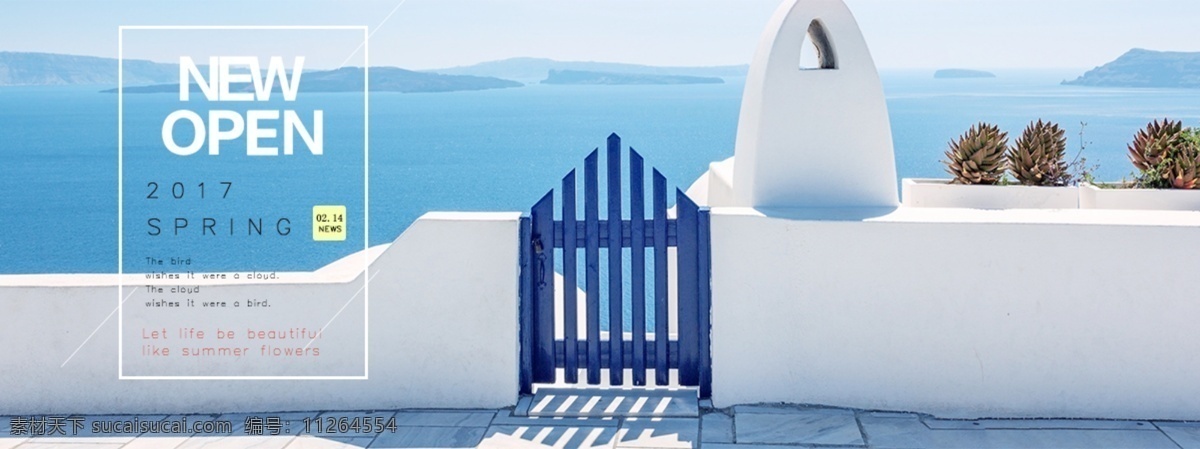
[692,0,898,209]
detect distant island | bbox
[109,67,522,94]
[1064,48,1200,88]
[0,51,176,86]
[1,52,520,93]
[541,69,724,86]
[1,51,746,92]
[430,57,747,84]
[934,69,996,79]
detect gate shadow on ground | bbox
[520,386,699,418]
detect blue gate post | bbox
[676,190,701,387]
[698,208,713,398]
[519,216,534,395]
[530,192,556,384]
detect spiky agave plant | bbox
[1163,129,1200,189]
[1129,119,1183,175]
[1165,153,1200,189]
[1008,120,1069,186]
[944,122,1008,185]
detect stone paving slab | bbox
[616,418,698,448]
[123,435,195,449]
[735,406,865,446]
[369,426,487,448]
[860,412,1180,449]
[699,412,733,444]
[5,401,1200,449]
[1156,421,1200,449]
[733,405,830,415]
[0,416,24,449]
[877,429,1181,449]
[392,411,496,428]
[922,417,1155,430]
[514,396,534,417]
[479,425,617,448]
[285,435,376,448]
[176,434,297,449]
[15,443,127,449]
[491,409,619,427]
[528,388,698,418]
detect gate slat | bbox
[584,149,602,385]
[606,133,624,385]
[675,189,700,387]
[531,191,556,384]
[652,169,669,386]
[561,170,579,384]
[629,148,647,386]
[698,208,713,398]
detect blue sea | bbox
[4,69,1200,275]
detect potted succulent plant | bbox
[1079,119,1200,210]
[903,121,1079,209]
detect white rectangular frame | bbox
[118,25,370,380]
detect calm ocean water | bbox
[4,69,1200,275]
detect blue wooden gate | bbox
[519,134,712,398]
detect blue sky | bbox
[1,0,1198,70]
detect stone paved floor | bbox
[3,401,1200,448]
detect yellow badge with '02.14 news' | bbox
[312,205,347,241]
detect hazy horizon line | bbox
[0,49,1094,73]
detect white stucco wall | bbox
[685,157,736,208]
[710,206,1200,420]
[0,212,521,414]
